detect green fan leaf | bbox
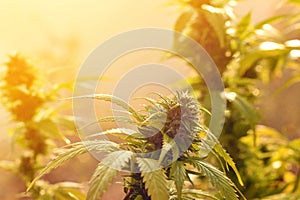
[27,140,119,191]
[188,159,238,200]
[137,158,169,200]
[87,164,118,200]
[87,150,132,200]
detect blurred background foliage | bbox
[172,0,300,199]
[0,54,86,199]
[0,0,299,199]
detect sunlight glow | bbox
[290,50,300,59]
[225,92,237,102]
[259,42,285,51]
[262,24,273,31]
[285,39,300,48]
[272,161,282,169]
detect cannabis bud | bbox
[139,92,201,155]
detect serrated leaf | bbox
[80,116,136,130]
[213,143,244,186]
[27,140,119,191]
[182,189,218,200]
[170,161,186,199]
[137,158,169,200]
[188,159,238,200]
[159,138,180,165]
[87,150,132,200]
[102,150,133,170]
[137,158,160,172]
[87,164,118,200]
[199,129,244,186]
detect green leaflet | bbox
[101,151,133,170]
[158,137,180,165]
[87,164,117,200]
[203,129,244,186]
[27,140,119,191]
[181,189,218,200]
[213,143,244,186]
[170,161,187,199]
[80,116,136,131]
[235,12,252,39]
[137,158,169,200]
[87,151,132,200]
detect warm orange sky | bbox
[0,0,179,61]
[0,0,291,63]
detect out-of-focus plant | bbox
[0,54,85,199]
[28,92,245,200]
[239,125,300,199]
[172,0,300,199]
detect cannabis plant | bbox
[28,92,244,200]
[0,54,85,199]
